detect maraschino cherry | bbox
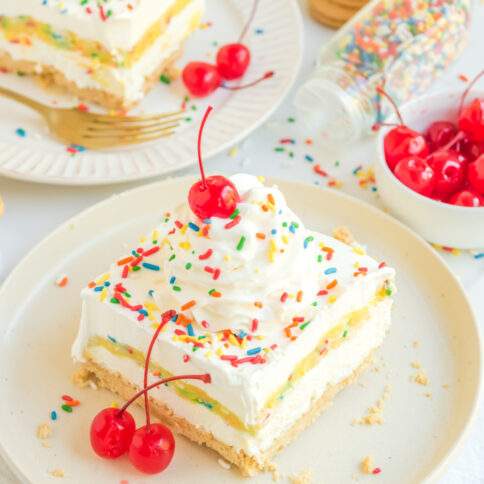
[468,154,484,194]
[183,0,273,97]
[215,0,259,80]
[128,423,175,474]
[393,156,435,196]
[188,106,240,219]
[425,121,457,151]
[89,309,211,475]
[426,150,466,197]
[380,72,484,206]
[90,407,136,459]
[182,62,221,97]
[449,189,483,207]
[458,70,484,144]
[376,86,429,170]
[217,43,251,80]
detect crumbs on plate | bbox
[360,456,381,475]
[289,469,313,484]
[353,385,391,426]
[49,469,64,478]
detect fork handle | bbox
[0,85,47,114]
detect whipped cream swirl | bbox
[154,174,322,335]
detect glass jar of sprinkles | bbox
[295,0,474,142]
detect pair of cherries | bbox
[90,310,211,474]
[90,106,238,474]
[380,71,484,207]
[182,0,273,97]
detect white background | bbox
[0,1,483,482]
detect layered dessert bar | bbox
[0,0,204,109]
[72,174,395,475]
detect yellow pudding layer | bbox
[87,292,390,434]
[0,0,198,68]
[86,335,255,435]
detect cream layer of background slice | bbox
[0,0,204,108]
[72,174,395,475]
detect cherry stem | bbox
[198,106,213,189]
[118,373,211,417]
[238,0,260,43]
[371,121,400,131]
[143,310,176,430]
[376,86,404,126]
[439,130,466,152]
[221,71,274,91]
[458,70,484,118]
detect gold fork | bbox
[0,86,182,149]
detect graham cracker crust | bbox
[0,49,180,110]
[74,351,374,476]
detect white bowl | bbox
[375,88,484,249]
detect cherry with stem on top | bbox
[188,106,240,219]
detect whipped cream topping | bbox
[154,174,321,334]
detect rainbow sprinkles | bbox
[72,174,395,475]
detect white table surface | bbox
[0,2,483,483]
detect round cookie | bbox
[309,0,360,28]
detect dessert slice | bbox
[0,0,204,109]
[72,173,395,475]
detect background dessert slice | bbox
[0,0,204,109]
[73,174,395,475]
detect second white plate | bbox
[0,0,303,185]
[0,178,480,483]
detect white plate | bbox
[0,0,303,185]
[0,178,480,483]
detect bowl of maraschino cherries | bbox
[374,72,484,249]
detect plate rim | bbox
[0,0,304,187]
[0,176,481,482]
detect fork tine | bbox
[78,129,176,149]
[86,110,184,125]
[83,123,179,138]
[85,119,182,133]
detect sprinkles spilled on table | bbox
[353,165,377,192]
[50,394,80,421]
[272,131,343,189]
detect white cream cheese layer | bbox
[0,0,202,103]
[74,269,392,425]
[73,174,396,433]
[2,0,181,51]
